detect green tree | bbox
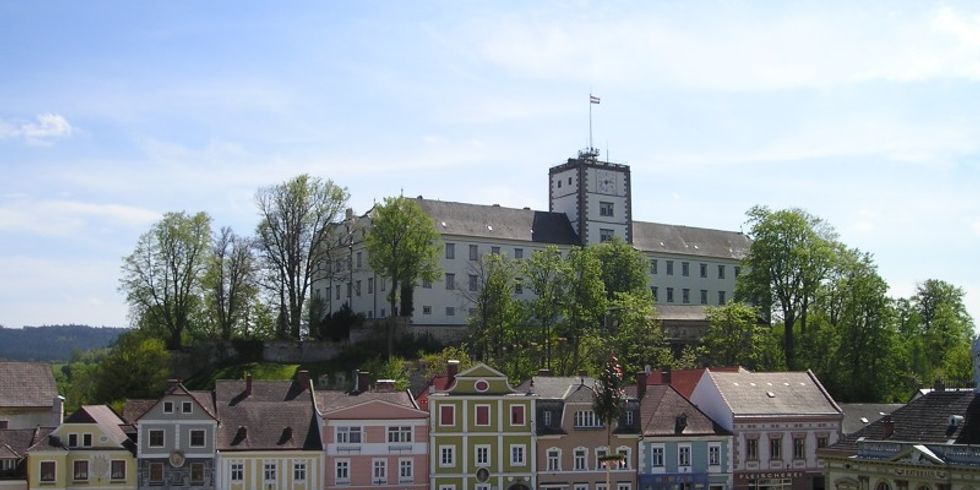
[736,206,837,369]
[365,196,442,357]
[120,211,213,349]
[204,227,257,341]
[466,254,522,361]
[559,247,607,374]
[909,279,975,384]
[522,246,570,371]
[605,291,671,375]
[701,302,772,370]
[254,174,349,339]
[94,330,171,403]
[591,238,649,300]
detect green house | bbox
[428,362,536,490]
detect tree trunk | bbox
[783,311,796,370]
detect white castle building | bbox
[313,149,750,342]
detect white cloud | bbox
[0,197,159,236]
[0,113,72,145]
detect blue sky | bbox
[2,1,979,328]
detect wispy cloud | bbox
[0,197,159,236]
[0,113,73,145]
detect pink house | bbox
[317,377,429,490]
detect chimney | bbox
[376,379,396,392]
[446,360,460,386]
[636,372,648,401]
[661,366,672,385]
[52,395,65,425]
[934,379,946,393]
[297,370,310,390]
[244,373,253,397]
[356,371,370,393]
[882,415,894,439]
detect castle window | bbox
[600,201,614,217]
[469,244,479,261]
[600,229,614,242]
[718,291,727,305]
[666,260,674,275]
[666,288,674,303]
[701,289,708,305]
[445,243,455,259]
[445,273,455,290]
[682,288,690,304]
[682,262,689,276]
[651,259,658,274]
[718,264,726,279]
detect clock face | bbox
[597,170,616,194]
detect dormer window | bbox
[163,401,174,414]
[182,401,193,414]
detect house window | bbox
[191,463,205,484]
[666,287,674,303]
[476,445,490,466]
[514,248,524,259]
[469,244,479,261]
[700,263,708,278]
[701,289,708,305]
[709,444,721,466]
[231,463,244,481]
[446,306,455,316]
[666,260,674,275]
[651,259,658,274]
[40,461,56,482]
[294,462,306,481]
[682,288,690,304]
[336,426,362,444]
[475,404,491,426]
[574,410,600,428]
[111,460,126,480]
[600,201,614,216]
[399,459,413,481]
[746,438,759,461]
[373,459,387,483]
[600,228,614,242]
[511,444,526,466]
[718,264,726,279]
[491,246,500,255]
[596,448,608,469]
[190,429,206,447]
[149,463,164,483]
[445,243,455,259]
[82,433,92,447]
[163,401,174,413]
[770,437,782,460]
[445,273,455,290]
[547,448,561,471]
[618,484,632,490]
[679,446,691,467]
[469,274,479,292]
[148,429,164,448]
[817,436,829,449]
[68,433,78,447]
[182,401,192,413]
[73,460,89,481]
[440,445,455,467]
[651,446,664,467]
[794,436,806,460]
[423,305,432,315]
[335,459,350,482]
[388,426,412,443]
[618,447,630,469]
[682,262,690,276]
[574,448,588,470]
[511,405,526,425]
[440,405,455,426]
[718,290,726,305]
[625,410,634,426]
[422,277,431,288]
[368,277,374,293]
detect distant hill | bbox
[0,324,127,361]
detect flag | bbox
[590,94,601,104]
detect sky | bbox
[1,1,979,329]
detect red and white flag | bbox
[590,94,601,104]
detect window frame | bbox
[475,444,491,467]
[510,444,526,466]
[73,460,89,482]
[190,462,205,485]
[293,461,306,481]
[439,445,456,467]
[111,460,127,481]
[475,404,491,426]
[230,462,244,482]
[335,459,350,483]
[511,405,526,426]
[149,462,164,483]
[439,405,455,426]
[547,447,561,471]
[148,429,165,448]
[336,426,362,444]
[399,458,413,481]
[189,429,206,448]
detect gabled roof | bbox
[839,403,905,435]
[317,389,420,414]
[135,381,217,422]
[632,221,750,260]
[645,367,743,400]
[641,384,730,437]
[0,361,58,408]
[121,399,156,424]
[418,199,580,245]
[214,379,321,451]
[415,375,450,411]
[831,391,980,453]
[58,405,133,452]
[0,427,51,458]
[518,376,595,400]
[706,369,842,416]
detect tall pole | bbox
[589,93,594,151]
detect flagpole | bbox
[589,93,594,151]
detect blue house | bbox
[637,379,732,490]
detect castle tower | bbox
[548,149,633,246]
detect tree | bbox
[254,174,349,339]
[93,330,171,403]
[701,302,772,370]
[605,291,671,375]
[591,238,649,300]
[522,246,570,371]
[120,211,212,349]
[559,247,608,374]
[908,279,975,384]
[466,253,522,363]
[365,196,442,357]
[204,227,257,341]
[735,206,837,369]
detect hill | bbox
[0,324,127,361]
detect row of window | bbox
[744,435,828,461]
[335,426,414,444]
[652,287,728,305]
[38,460,127,483]
[440,484,631,490]
[438,444,527,467]
[446,243,523,261]
[162,400,194,414]
[334,458,414,484]
[437,404,526,427]
[546,446,632,471]
[230,461,307,483]
[651,260,740,279]
[146,428,207,448]
[648,443,722,468]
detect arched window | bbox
[875,482,892,490]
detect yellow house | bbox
[27,405,137,490]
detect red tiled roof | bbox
[415,375,451,411]
[645,366,742,400]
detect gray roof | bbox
[316,389,419,413]
[641,384,730,437]
[839,403,905,435]
[0,362,58,408]
[633,221,750,259]
[0,427,51,459]
[214,380,321,451]
[418,198,580,245]
[706,370,842,416]
[517,376,595,400]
